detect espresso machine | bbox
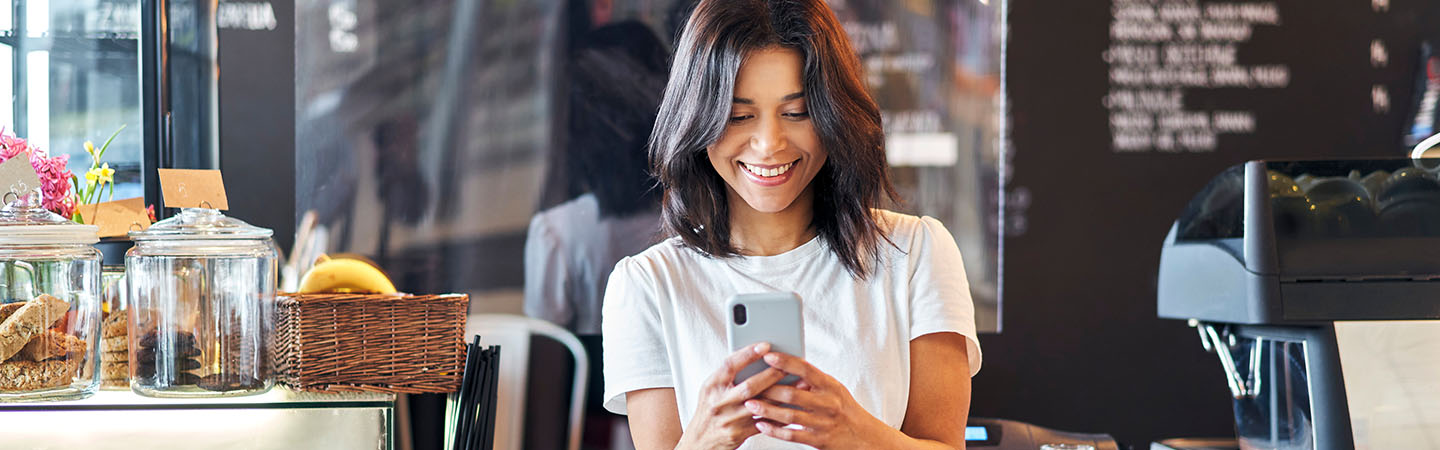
[1158,159,1440,449]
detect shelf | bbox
[0,384,395,411]
[0,385,396,449]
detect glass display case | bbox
[0,385,395,449]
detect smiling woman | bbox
[603,1,982,449]
[647,0,894,277]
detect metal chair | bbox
[465,314,588,450]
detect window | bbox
[0,0,143,201]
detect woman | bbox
[601,1,981,449]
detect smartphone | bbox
[726,292,805,386]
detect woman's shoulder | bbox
[611,236,705,279]
[873,209,951,249]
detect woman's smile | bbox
[738,158,801,186]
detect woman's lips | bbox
[739,159,799,187]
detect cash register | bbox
[1158,159,1440,449]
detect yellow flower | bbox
[85,163,114,186]
[84,141,95,156]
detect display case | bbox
[0,385,395,449]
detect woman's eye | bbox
[728,114,753,123]
[783,111,810,119]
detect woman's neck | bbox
[727,185,818,256]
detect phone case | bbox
[726,292,805,386]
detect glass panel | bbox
[1266,159,1440,278]
[0,406,391,449]
[1230,337,1314,450]
[2,0,144,206]
[294,0,1005,331]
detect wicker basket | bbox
[275,293,469,394]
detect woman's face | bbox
[707,47,827,215]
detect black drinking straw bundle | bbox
[449,335,500,450]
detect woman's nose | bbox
[749,116,787,154]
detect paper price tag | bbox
[0,153,42,203]
[158,169,229,210]
[76,197,151,238]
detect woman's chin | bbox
[738,195,800,214]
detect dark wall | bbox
[218,0,297,251]
[981,0,1440,445]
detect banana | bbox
[297,255,398,294]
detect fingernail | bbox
[753,342,770,354]
[745,400,759,411]
[756,422,771,432]
[764,353,778,364]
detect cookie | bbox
[100,362,129,380]
[101,336,128,354]
[0,295,70,362]
[135,346,200,362]
[17,330,87,362]
[0,303,23,323]
[101,313,128,339]
[138,330,196,349]
[0,358,81,391]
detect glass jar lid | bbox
[129,208,273,241]
[0,191,99,245]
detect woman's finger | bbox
[707,342,771,387]
[762,352,829,386]
[745,398,817,426]
[755,420,821,446]
[722,367,787,404]
[756,384,826,411]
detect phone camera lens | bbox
[733,304,747,325]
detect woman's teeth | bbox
[743,161,794,178]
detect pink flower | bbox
[0,133,28,162]
[31,152,74,218]
[0,130,74,219]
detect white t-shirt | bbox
[523,193,662,334]
[601,210,982,449]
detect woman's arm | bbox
[747,332,972,450]
[626,388,684,450]
[899,331,972,449]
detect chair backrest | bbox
[466,314,588,450]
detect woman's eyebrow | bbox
[732,92,806,104]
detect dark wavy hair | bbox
[649,0,898,278]
[567,22,668,216]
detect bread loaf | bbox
[0,295,70,362]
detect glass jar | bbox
[0,192,101,401]
[127,208,277,397]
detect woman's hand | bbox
[745,352,904,450]
[677,342,790,450]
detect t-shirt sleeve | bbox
[523,214,572,328]
[908,216,983,377]
[600,256,674,414]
